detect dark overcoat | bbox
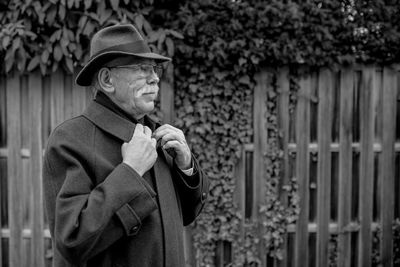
[43,100,209,267]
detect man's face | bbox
[109,59,160,119]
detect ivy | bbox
[0,0,181,75]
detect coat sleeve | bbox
[43,126,158,264]
[171,155,209,226]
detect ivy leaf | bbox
[2,35,10,48]
[67,0,74,9]
[99,9,112,25]
[41,49,49,63]
[165,37,174,57]
[65,57,73,73]
[54,45,63,61]
[40,62,46,76]
[5,51,14,73]
[238,57,246,66]
[135,14,144,30]
[12,37,20,52]
[110,0,119,11]
[168,29,184,39]
[17,48,26,72]
[46,5,57,25]
[84,0,92,10]
[239,75,250,85]
[59,4,66,20]
[27,55,40,71]
[157,30,166,50]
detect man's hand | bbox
[152,124,191,170]
[121,124,157,176]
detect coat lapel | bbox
[154,149,184,267]
[83,101,135,142]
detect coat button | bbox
[130,226,139,235]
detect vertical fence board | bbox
[29,74,45,267]
[338,68,354,267]
[0,75,4,267]
[64,75,73,120]
[380,67,397,266]
[6,74,23,267]
[254,69,269,266]
[316,70,333,267]
[50,71,65,130]
[358,67,375,267]
[234,147,246,239]
[294,74,311,267]
[72,75,87,117]
[160,64,175,124]
[277,68,290,267]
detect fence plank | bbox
[294,74,311,267]
[72,74,87,117]
[277,67,290,267]
[29,74,45,267]
[160,63,175,124]
[337,68,354,267]
[64,74,74,120]
[316,69,334,267]
[6,74,23,267]
[358,67,376,267]
[0,75,5,267]
[254,69,269,266]
[50,70,65,130]
[380,67,397,267]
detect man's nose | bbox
[147,70,160,85]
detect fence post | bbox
[316,69,334,267]
[294,73,311,267]
[6,74,24,267]
[380,66,397,267]
[253,69,269,266]
[29,73,45,267]
[337,67,354,267]
[358,66,376,267]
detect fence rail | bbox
[1,65,399,266]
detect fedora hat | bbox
[75,24,171,86]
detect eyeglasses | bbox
[111,64,163,78]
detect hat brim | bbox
[75,51,171,86]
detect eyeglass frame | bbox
[109,63,164,78]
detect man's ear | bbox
[98,68,114,93]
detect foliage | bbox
[0,0,181,75]
[2,0,400,266]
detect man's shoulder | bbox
[47,115,95,147]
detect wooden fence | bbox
[229,66,399,267]
[0,65,399,267]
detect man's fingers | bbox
[144,126,152,137]
[151,137,157,148]
[133,123,144,137]
[159,133,184,146]
[162,140,180,150]
[153,127,183,141]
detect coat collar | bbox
[83,101,135,142]
[82,99,160,142]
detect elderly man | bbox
[43,24,209,267]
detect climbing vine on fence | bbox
[2,0,400,265]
